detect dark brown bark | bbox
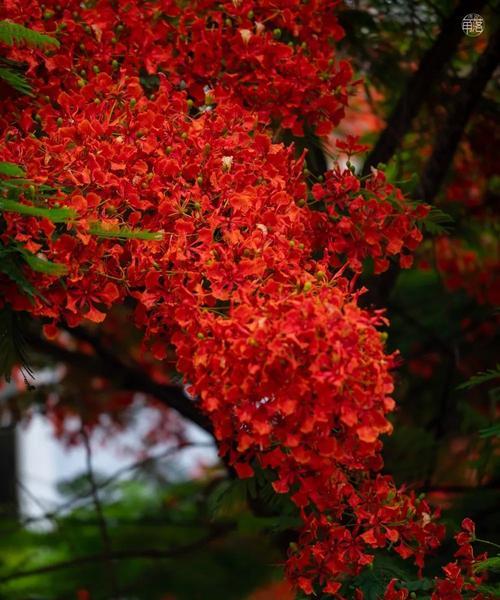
[362,0,488,175]
[418,25,500,202]
[0,425,18,517]
[26,333,213,435]
[362,25,499,307]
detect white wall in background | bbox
[17,405,218,523]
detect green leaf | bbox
[236,514,278,534]
[346,554,425,600]
[421,206,454,235]
[0,241,65,299]
[0,306,33,383]
[267,515,303,532]
[21,251,67,276]
[473,555,500,573]
[0,20,59,48]
[457,366,500,390]
[0,198,76,222]
[405,578,434,592]
[479,424,500,439]
[477,583,500,596]
[0,252,39,299]
[207,479,248,518]
[0,177,33,191]
[89,224,163,241]
[0,66,33,96]
[139,67,160,95]
[0,162,26,177]
[350,567,387,600]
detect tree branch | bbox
[361,26,499,308]
[418,26,500,203]
[26,333,213,435]
[419,483,500,494]
[0,444,211,535]
[81,426,119,596]
[362,0,488,175]
[0,527,232,584]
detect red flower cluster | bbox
[289,476,444,595]
[431,519,490,600]
[446,115,499,209]
[2,0,350,137]
[436,112,499,307]
[382,519,491,600]
[435,237,500,306]
[311,166,427,273]
[0,1,493,597]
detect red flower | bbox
[0,2,475,597]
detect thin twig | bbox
[81,427,119,598]
[418,26,500,203]
[0,442,214,536]
[26,332,213,434]
[0,527,232,584]
[362,0,488,175]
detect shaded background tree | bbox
[0,1,498,598]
